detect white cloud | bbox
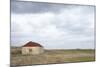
[11,6,95,49]
[11,13,66,38]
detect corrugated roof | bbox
[22,41,43,47]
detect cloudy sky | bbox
[11,0,95,49]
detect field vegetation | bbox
[11,47,95,66]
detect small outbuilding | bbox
[22,41,44,55]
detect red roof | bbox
[22,41,43,47]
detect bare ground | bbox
[11,48,95,66]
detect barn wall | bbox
[22,47,44,55]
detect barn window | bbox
[29,49,32,52]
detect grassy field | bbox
[11,47,95,66]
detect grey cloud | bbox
[11,1,65,14]
[11,0,95,14]
[11,1,95,49]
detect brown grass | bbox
[11,47,95,66]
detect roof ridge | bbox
[22,41,43,47]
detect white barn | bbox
[22,41,44,55]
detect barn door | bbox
[29,49,32,54]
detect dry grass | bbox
[11,47,95,66]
